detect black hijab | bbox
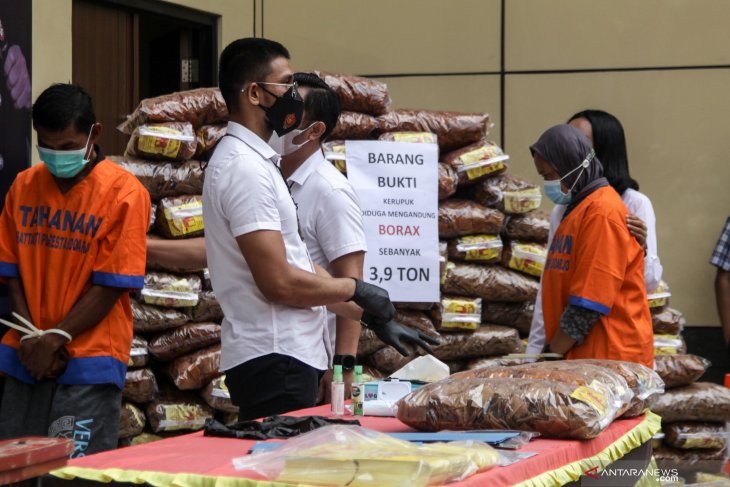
[530,124,608,219]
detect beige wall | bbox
[30,0,730,325]
[261,0,730,326]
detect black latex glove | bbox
[348,279,396,323]
[362,311,440,356]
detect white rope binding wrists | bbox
[0,312,72,343]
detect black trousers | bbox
[225,353,323,422]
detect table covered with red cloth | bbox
[51,404,659,487]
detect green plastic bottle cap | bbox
[354,365,363,380]
[333,364,343,382]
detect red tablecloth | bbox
[53,404,658,487]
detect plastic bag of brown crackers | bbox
[654,354,710,389]
[119,402,147,439]
[329,111,379,140]
[148,322,221,362]
[397,377,616,439]
[314,71,391,115]
[155,195,204,239]
[378,109,489,152]
[442,262,539,302]
[442,140,508,186]
[503,210,550,243]
[123,368,159,404]
[132,301,190,334]
[125,122,197,162]
[119,87,227,134]
[438,200,504,239]
[165,344,221,390]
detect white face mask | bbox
[278,123,316,156]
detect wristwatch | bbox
[333,354,356,372]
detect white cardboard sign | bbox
[346,140,439,302]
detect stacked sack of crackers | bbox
[311,74,545,377]
[112,89,239,447]
[647,303,729,473]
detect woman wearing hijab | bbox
[526,110,662,356]
[531,124,653,367]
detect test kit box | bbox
[363,380,421,402]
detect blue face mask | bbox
[543,180,572,205]
[542,149,596,205]
[37,127,94,178]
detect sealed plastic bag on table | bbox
[232,425,500,486]
[118,87,228,134]
[397,377,616,439]
[165,344,221,390]
[190,290,223,323]
[122,368,159,404]
[109,156,205,201]
[442,140,509,185]
[431,325,521,361]
[648,382,730,422]
[148,322,221,362]
[132,301,190,334]
[438,163,458,200]
[438,200,504,239]
[330,111,380,140]
[664,422,728,450]
[200,375,238,414]
[502,241,547,277]
[146,386,214,433]
[442,262,539,302]
[503,210,550,243]
[432,296,482,332]
[128,335,149,368]
[378,109,489,152]
[572,359,664,417]
[118,432,164,448]
[474,173,542,214]
[119,402,146,439]
[481,301,534,335]
[447,234,503,263]
[156,195,204,239]
[141,271,201,308]
[378,131,437,145]
[652,307,686,335]
[314,71,391,116]
[125,122,197,161]
[654,354,711,389]
[452,361,634,418]
[194,123,226,158]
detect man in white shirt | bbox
[276,73,366,403]
[204,38,436,421]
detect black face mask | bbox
[257,83,305,136]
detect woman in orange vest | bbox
[531,124,653,368]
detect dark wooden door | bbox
[72,0,138,157]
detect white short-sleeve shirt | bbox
[288,150,367,349]
[202,122,329,372]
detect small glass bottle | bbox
[351,365,364,417]
[331,365,345,417]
